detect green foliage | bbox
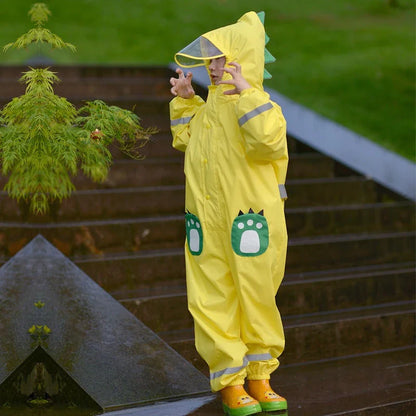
[3,3,75,52]
[2,0,411,160]
[0,3,155,214]
[1,68,104,214]
[29,2,51,25]
[76,100,153,160]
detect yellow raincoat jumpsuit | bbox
[170,11,288,392]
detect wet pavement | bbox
[105,396,216,416]
[112,346,414,416]
[0,347,412,415]
[105,396,287,416]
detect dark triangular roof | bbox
[0,235,209,410]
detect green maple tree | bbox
[0,3,156,214]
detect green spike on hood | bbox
[265,48,276,64]
[257,11,275,79]
[264,68,273,80]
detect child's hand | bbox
[170,68,195,99]
[218,62,251,95]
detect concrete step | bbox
[287,153,353,179]
[286,201,415,237]
[286,230,415,273]
[0,177,400,221]
[159,301,415,367]
[1,201,413,257]
[109,132,316,160]
[73,158,184,189]
[52,231,412,293]
[0,231,405,296]
[278,262,415,315]
[128,132,180,159]
[71,96,169,117]
[96,152,356,184]
[0,158,185,190]
[0,185,185,221]
[282,300,415,364]
[0,215,185,257]
[0,80,172,104]
[53,77,172,101]
[186,347,415,416]
[0,64,172,80]
[73,248,185,294]
[117,262,415,332]
[0,65,174,101]
[0,153,362,190]
[285,176,404,207]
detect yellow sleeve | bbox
[169,95,205,152]
[236,88,287,162]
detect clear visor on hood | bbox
[175,36,224,67]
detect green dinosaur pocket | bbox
[185,212,203,256]
[231,210,269,257]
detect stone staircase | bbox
[0,66,415,415]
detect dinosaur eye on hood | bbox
[175,36,224,68]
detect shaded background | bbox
[0,0,415,160]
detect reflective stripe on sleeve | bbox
[278,184,287,199]
[171,116,193,126]
[238,102,273,126]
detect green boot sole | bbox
[222,402,262,416]
[259,398,288,412]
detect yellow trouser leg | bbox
[185,230,248,392]
[226,212,287,381]
[185,209,287,391]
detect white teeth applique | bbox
[231,209,269,257]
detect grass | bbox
[1,0,414,160]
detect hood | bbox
[175,11,275,89]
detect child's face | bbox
[208,57,226,85]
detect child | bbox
[169,11,288,416]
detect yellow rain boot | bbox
[247,379,287,412]
[221,385,262,416]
